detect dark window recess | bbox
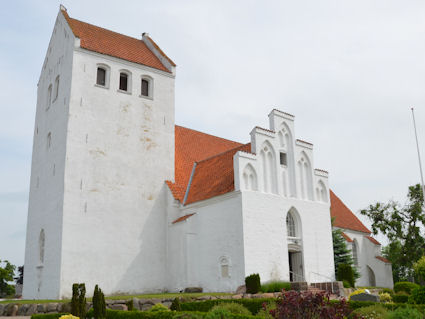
[97,68,106,86]
[141,79,149,96]
[119,73,128,91]
[280,152,288,166]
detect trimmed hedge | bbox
[180,298,274,315]
[31,314,67,319]
[394,281,420,294]
[347,301,425,313]
[393,292,409,303]
[245,274,260,294]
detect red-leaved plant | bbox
[265,290,351,319]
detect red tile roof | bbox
[185,144,251,204]
[341,232,353,243]
[61,9,171,72]
[375,256,391,263]
[166,126,244,202]
[330,190,371,234]
[172,213,195,224]
[366,236,381,245]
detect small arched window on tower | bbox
[141,76,153,99]
[39,229,45,264]
[47,84,52,109]
[54,75,60,101]
[119,71,131,93]
[220,256,230,278]
[96,66,107,87]
[47,132,52,150]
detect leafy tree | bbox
[332,223,359,282]
[361,184,425,282]
[413,256,425,284]
[0,260,16,297]
[14,266,24,285]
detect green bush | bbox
[387,306,424,319]
[260,281,291,293]
[245,274,261,294]
[210,303,251,316]
[349,304,388,319]
[393,292,409,303]
[382,288,394,296]
[180,298,274,315]
[409,287,425,304]
[342,280,351,288]
[414,256,425,283]
[394,281,420,294]
[150,304,170,312]
[103,309,174,319]
[337,264,354,287]
[204,308,231,319]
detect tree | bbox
[413,256,425,284]
[93,284,106,319]
[332,227,359,282]
[361,184,425,282]
[14,266,24,285]
[0,260,16,297]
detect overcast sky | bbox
[1,0,424,268]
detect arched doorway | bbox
[286,209,304,282]
[367,266,376,287]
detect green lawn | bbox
[0,292,231,304]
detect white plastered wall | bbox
[167,191,245,292]
[234,110,335,284]
[23,10,75,299]
[341,229,394,288]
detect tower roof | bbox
[61,8,174,73]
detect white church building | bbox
[23,6,393,299]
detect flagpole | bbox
[411,107,425,198]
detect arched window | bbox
[278,123,296,197]
[39,229,45,264]
[220,256,230,278]
[242,164,258,191]
[286,212,296,237]
[352,240,358,266]
[298,152,313,200]
[96,67,106,86]
[54,75,60,101]
[47,132,52,149]
[260,141,277,194]
[316,180,328,202]
[47,84,52,109]
[119,70,132,92]
[141,76,153,98]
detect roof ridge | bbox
[196,143,251,164]
[64,13,144,43]
[175,125,243,145]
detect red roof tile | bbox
[366,236,381,245]
[330,190,371,234]
[172,213,195,224]
[185,144,251,204]
[169,126,244,202]
[341,232,353,243]
[376,256,391,263]
[61,10,171,72]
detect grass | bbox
[259,281,291,293]
[0,292,232,304]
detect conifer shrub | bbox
[170,298,181,311]
[394,281,420,294]
[93,284,106,319]
[337,264,355,288]
[245,274,261,294]
[71,283,86,318]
